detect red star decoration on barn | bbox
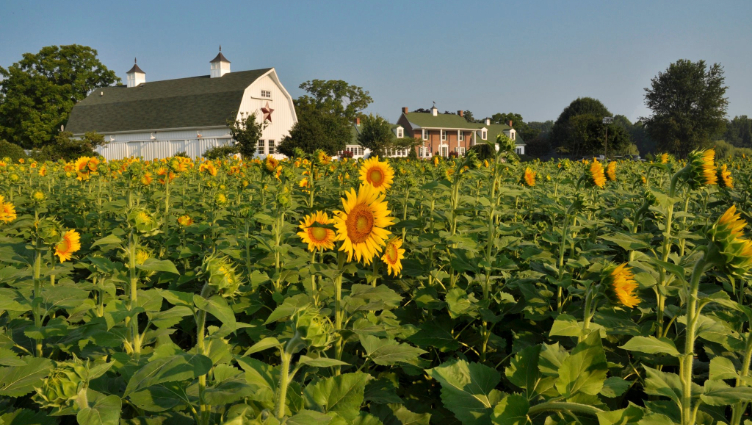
[261,102,274,122]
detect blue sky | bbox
[2,0,750,123]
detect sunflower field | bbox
[1,144,752,425]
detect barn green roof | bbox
[66,68,271,134]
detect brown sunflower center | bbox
[57,239,70,253]
[346,204,375,244]
[369,168,384,185]
[309,226,328,242]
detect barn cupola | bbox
[126,58,145,88]
[210,46,231,78]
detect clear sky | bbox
[2,0,750,124]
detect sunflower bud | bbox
[202,254,242,297]
[33,363,84,410]
[127,209,159,233]
[717,164,733,189]
[707,205,752,279]
[293,307,334,350]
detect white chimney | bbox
[431,106,438,117]
[126,58,145,88]
[210,46,231,78]
[485,118,491,125]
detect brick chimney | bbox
[355,117,361,126]
[508,120,513,127]
[402,107,409,114]
[458,110,464,117]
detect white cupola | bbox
[126,58,145,88]
[210,46,231,78]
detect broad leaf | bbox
[137,259,180,275]
[427,359,503,425]
[701,380,752,406]
[360,335,426,366]
[77,392,122,425]
[555,332,608,398]
[505,345,542,399]
[303,372,371,421]
[193,295,236,329]
[0,357,53,397]
[124,353,212,397]
[619,337,680,357]
[491,394,529,425]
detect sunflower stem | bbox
[32,237,43,357]
[334,251,345,375]
[196,283,212,424]
[680,254,710,425]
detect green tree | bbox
[643,59,728,157]
[297,80,373,121]
[720,115,752,148]
[0,45,119,149]
[33,131,107,161]
[278,102,351,156]
[462,110,475,123]
[561,114,631,157]
[357,114,394,158]
[228,112,264,158]
[551,98,611,149]
[490,112,540,142]
[614,115,656,154]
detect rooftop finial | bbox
[219,45,222,52]
[134,57,137,64]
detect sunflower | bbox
[661,153,669,164]
[299,178,310,189]
[297,211,336,252]
[177,215,193,226]
[588,159,606,188]
[317,151,331,165]
[717,164,733,189]
[38,166,47,177]
[359,157,394,192]
[140,172,153,186]
[333,184,394,264]
[199,162,217,176]
[433,156,440,167]
[483,160,489,168]
[604,263,640,308]
[523,167,536,187]
[135,248,150,265]
[381,237,405,276]
[709,205,752,278]
[0,197,17,224]
[54,230,81,263]
[74,157,92,181]
[606,161,617,181]
[265,156,279,172]
[686,149,717,189]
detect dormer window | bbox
[482,129,487,140]
[261,90,271,98]
[397,128,403,138]
[511,131,516,141]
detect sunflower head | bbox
[54,230,82,263]
[603,263,640,308]
[0,199,18,224]
[202,254,242,297]
[215,192,228,206]
[587,159,607,188]
[293,307,335,350]
[381,237,405,277]
[686,149,718,189]
[661,153,670,164]
[522,167,536,187]
[717,164,733,189]
[316,150,331,166]
[264,156,280,173]
[708,205,752,278]
[359,157,394,192]
[128,209,159,234]
[333,184,394,264]
[297,211,335,252]
[177,215,193,226]
[606,161,617,181]
[32,190,45,202]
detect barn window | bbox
[261,90,271,98]
[268,140,275,154]
[257,140,265,155]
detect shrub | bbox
[0,140,28,162]
[203,145,238,160]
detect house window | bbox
[459,131,464,141]
[516,147,523,155]
[257,140,265,155]
[419,147,429,157]
[441,130,446,141]
[397,128,403,138]
[268,140,275,154]
[422,129,429,140]
[440,145,449,157]
[261,90,271,98]
[511,132,516,141]
[482,130,487,140]
[457,147,466,156]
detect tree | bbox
[297,80,373,121]
[551,98,611,149]
[357,114,393,158]
[33,131,107,161]
[720,116,752,148]
[278,102,351,156]
[462,110,475,123]
[564,114,631,156]
[614,115,656,154]
[642,59,728,157]
[0,45,120,149]
[490,112,540,142]
[228,112,264,158]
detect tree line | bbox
[1,45,749,160]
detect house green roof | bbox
[402,112,525,145]
[66,68,271,134]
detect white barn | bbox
[66,49,297,160]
